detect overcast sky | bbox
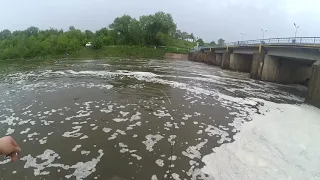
[0,0,319,42]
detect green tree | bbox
[69,26,76,31]
[189,33,195,42]
[109,15,133,44]
[128,19,142,45]
[197,38,204,46]
[156,32,173,46]
[0,11,196,60]
[92,38,102,49]
[85,30,94,41]
[139,12,176,46]
[0,29,11,40]
[181,32,189,40]
[175,30,182,39]
[218,38,225,46]
[25,26,39,37]
[210,41,216,45]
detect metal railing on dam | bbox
[198,37,320,50]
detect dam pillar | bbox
[221,52,230,69]
[215,54,222,66]
[229,53,253,72]
[200,52,206,62]
[261,55,312,84]
[188,52,193,61]
[250,53,265,79]
[307,61,320,108]
[260,55,280,82]
[206,52,215,65]
[196,52,202,62]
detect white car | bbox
[85,42,92,47]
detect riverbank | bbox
[0,46,191,61]
[164,53,188,60]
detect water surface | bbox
[0,59,306,180]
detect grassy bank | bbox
[69,46,166,59]
[69,46,191,59]
[0,46,192,62]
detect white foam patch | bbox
[120,111,129,117]
[182,139,208,159]
[201,102,320,180]
[113,118,128,122]
[0,115,19,126]
[0,159,10,165]
[80,135,88,140]
[81,150,90,155]
[204,125,231,144]
[116,129,126,135]
[128,121,142,129]
[151,175,158,180]
[168,156,177,161]
[168,135,176,145]
[39,137,48,145]
[119,142,129,153]
[6,127,15,135]
[65,109,92,121]
[118,142,140,159]
[28,132,39,138]
[84,83,113,90]
[130,112,141,121]
[131,154,142,160]
[153,110,171,118]
[21,149,104,179]
[63,126,82,138]
[102,128,112,133]
[155,159,164,167]
[182,114,192,120]
[100,105,113,114]
[171,173,181,180]
[142,134,164,152]
[108,133,118,140]
[72,145,82,152]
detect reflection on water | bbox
[0,59,308,179]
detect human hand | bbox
[0,136,21,162]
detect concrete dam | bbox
[188,37,320,108]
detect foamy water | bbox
[0,59,317,180]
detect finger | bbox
[10,137,19,147]
[10,153,18,162]
[6,147,21,157]
[14,147,21,156]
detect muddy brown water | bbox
[0,59,306,180]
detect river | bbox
[0,58,319,180]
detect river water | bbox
[0,58,318,180]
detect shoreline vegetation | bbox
[0,11,201,61]
[0,46,190,61]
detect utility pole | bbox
[240,33,246,41]
[261,29,267,39]
[294,23,299,40]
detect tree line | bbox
[0,11,225,60]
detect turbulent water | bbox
[0,58,319,180]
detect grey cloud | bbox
[0,0,318,42]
